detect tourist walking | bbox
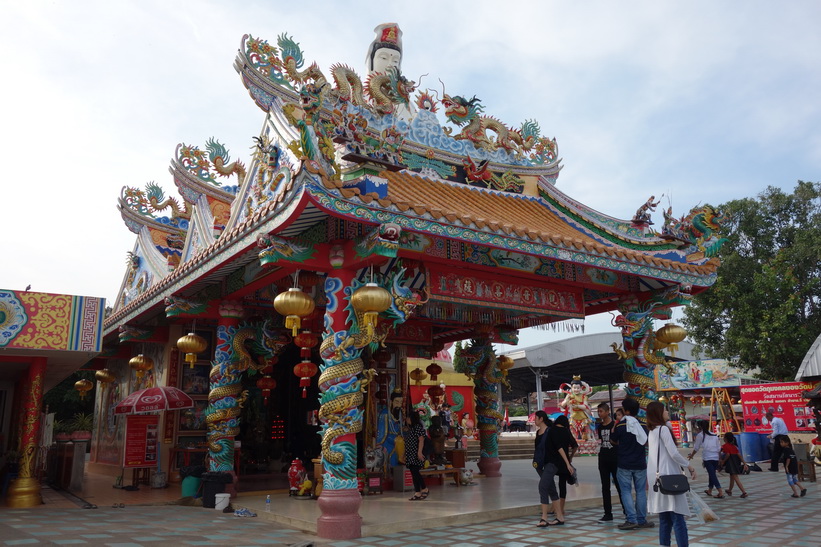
[551,415,579,519]
[646,401,697,547]
[596,402,623,521]
[719,432,749,497]
[532,410,554,527]
[778,435,807,498]
[767,411,788,471]
[688,420,725,498]
[612,398,653,530]
[404,411,429,501]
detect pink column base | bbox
[477,456,503,477]
[316,488,363,539]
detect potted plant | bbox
[54,419,72,442]
[70,413,94,441]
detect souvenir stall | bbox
[91,23,727,539]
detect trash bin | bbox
[180,465,205,498]
[201,472,232,508]
[739,432,765,463]
[759,433,773,461]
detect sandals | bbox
[548,519,565,526]
[740,492,748,498]
[791,494,799,498]
[704,490,713,497]
[409,494,424,501]
[420,490,429,499]
[714,494,726,499]
[725,489,732,496]
[536,519,548,528]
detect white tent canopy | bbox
[795,331,821,381]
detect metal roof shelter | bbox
[795,331,821,381]
[501,332,698,400]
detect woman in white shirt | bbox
[688,420,725,498]
[647,402,697,547]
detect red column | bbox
[7,357,47,507]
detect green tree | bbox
[43,370,96,423]
[683,181,821,380]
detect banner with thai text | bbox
[740,381,815,433]
[123,415,160,468]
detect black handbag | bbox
[653,428,690,495]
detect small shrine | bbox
[92,23,727,539]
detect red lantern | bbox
[294,331,320,360]
[426,363,443,382]
[257,375,277,403]
[293,360,319,398]
[427,384,444,402]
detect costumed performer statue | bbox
[413,391,435,428]
[376,388,405,468]
[365,22,415,121]
[559,375,593,441]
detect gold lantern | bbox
[655,323,687,355]
[95,369,116,385]
[274,287,316,336]
[74,379,93,400]
[350,282,391,336]
[177,332,208,368]
[658,395,668,404]
[497,355,515,376]
[129,354,154,380]
[409,367,427,387]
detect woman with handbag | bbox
[647,401,697,547]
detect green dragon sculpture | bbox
[454,337,508,459]
[611,286,691,417]
[207,319,290,472]
[317,266,425,490]
[661,204,730,258]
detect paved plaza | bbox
[1,451,818,546]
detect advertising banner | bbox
[123,414,160,468]
[740,381,816,433]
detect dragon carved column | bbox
[6,357,46,508]
[207,302,285,476]
[455,336,507,477]
[611,287,691,419]
[316,266,422,540]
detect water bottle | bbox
[265,494,271,512]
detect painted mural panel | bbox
[0,290,103,351]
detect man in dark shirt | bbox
[610,397,652,530]
[596,402,623,521]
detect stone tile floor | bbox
[1,464,817,546]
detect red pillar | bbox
[7,357,47,507]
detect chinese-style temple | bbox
[90,23,727,538]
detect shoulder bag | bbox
[653,428,690,495]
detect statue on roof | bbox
[365,23,415,121]
[632,195,661,226]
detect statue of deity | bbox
[365,22,415,121]
[376,388,405,468]
[559,376,593,441]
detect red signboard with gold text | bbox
[123,415,160,468]
[740,381,815,433]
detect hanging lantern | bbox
[274,287,316,336]
[658,395,668,404]
[293,360,319,398]
[294,330,320,360]
[373,347,391,365]
[655,323,687,355]
[129,354,154,380]
[95,369,116,385]
[177,332,208,369]
[409,367,427,387]
[74,379,93,400]
[427,384,444,402]
[350,282,391,336]
[652,337,669,351]
[426,363,442,382]
[256,375,277,404]
[497,355,515,376]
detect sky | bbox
[2,0,819,349]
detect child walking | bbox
[778,435,807,498]
[719,432,749,497]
